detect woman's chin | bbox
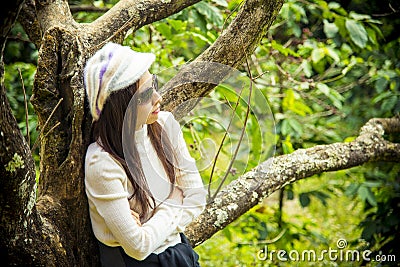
[146,114,158,125]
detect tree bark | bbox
[0,0,61,265]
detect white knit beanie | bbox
[84,42,155,121]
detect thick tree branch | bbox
[161,0,285,118]
[0,1,55,264]
[185,116,400,246]
[20,0,201,50]
[19,0,76,48]
[80,0,201,48]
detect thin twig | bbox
[293,86,345,117]
[42,122,61,140]
[237,228,287,246]
[18,68,30,146]
[188,122,203,155]
[336,75,371,93]
[274,61,346,116]
[31,98,63,151]
[221,0,244,32]
[372,3,399,17]
[6,36,32,43]
[275,63,304,85]
[252,69,270,81]
[207,87,244,199]
[210,49,254,201]
[31,121,61,152]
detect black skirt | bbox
[98,233,200,267]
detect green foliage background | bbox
[4,0,399,265]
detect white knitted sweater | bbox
[85,111,207,260]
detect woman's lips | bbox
[152,107,160,114]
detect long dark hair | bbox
[91,82,176,222]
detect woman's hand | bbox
[130,210,142,226]
[168,186,184,204]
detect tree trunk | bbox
[0,0,398,266]
[1,1,70,265]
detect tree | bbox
[0,0,398,266]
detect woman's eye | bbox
[138,88,153,104]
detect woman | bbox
[84,42,207,267]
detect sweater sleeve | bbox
[85,148,183,260]
[161,112,207,232]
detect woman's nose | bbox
[152,90,162,104]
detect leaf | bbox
[390,80,399,91]
[287,118,303,135]
[282,89,295,111]
[258,221,268,240]
[194,2,223,27]
[191,9,208,32]
[299,193,311,207]
[282,135,294,154]
[316,83,344,109]
[301,60,313,77]
[334,16,348,37]
[381,96,398,113]
[212,0,228,7]
[372,91,393,104]
[357,186,377,206]
[283,88,312,116]
[361,221,377,240]
[344,136,356,143]
[280,119,290,136]
[189,32,212,45]
[345,183,359,197]
[271,40,300,57]
[323,19,339,38]
[349,11,371,21]
[374,78,389,93]
[311,191,330,206]
[286,189,294,200]
[363,181,381,188]
[311,48,326,63]
[325,47,340,63]
[357,185,368,201]
[366,27,377,45]
[366,189,377,207]
[155,23,172,38]
[328,2,341,9]
[290,3,307,23]
[317,83,330,95]
[222,227,232,242]
[328,88,344,109]
[345,19,368,48]
[167,19,187,33]
[293,101,313,116]
[368,23,385,40]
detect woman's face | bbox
[135,71,162,130]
